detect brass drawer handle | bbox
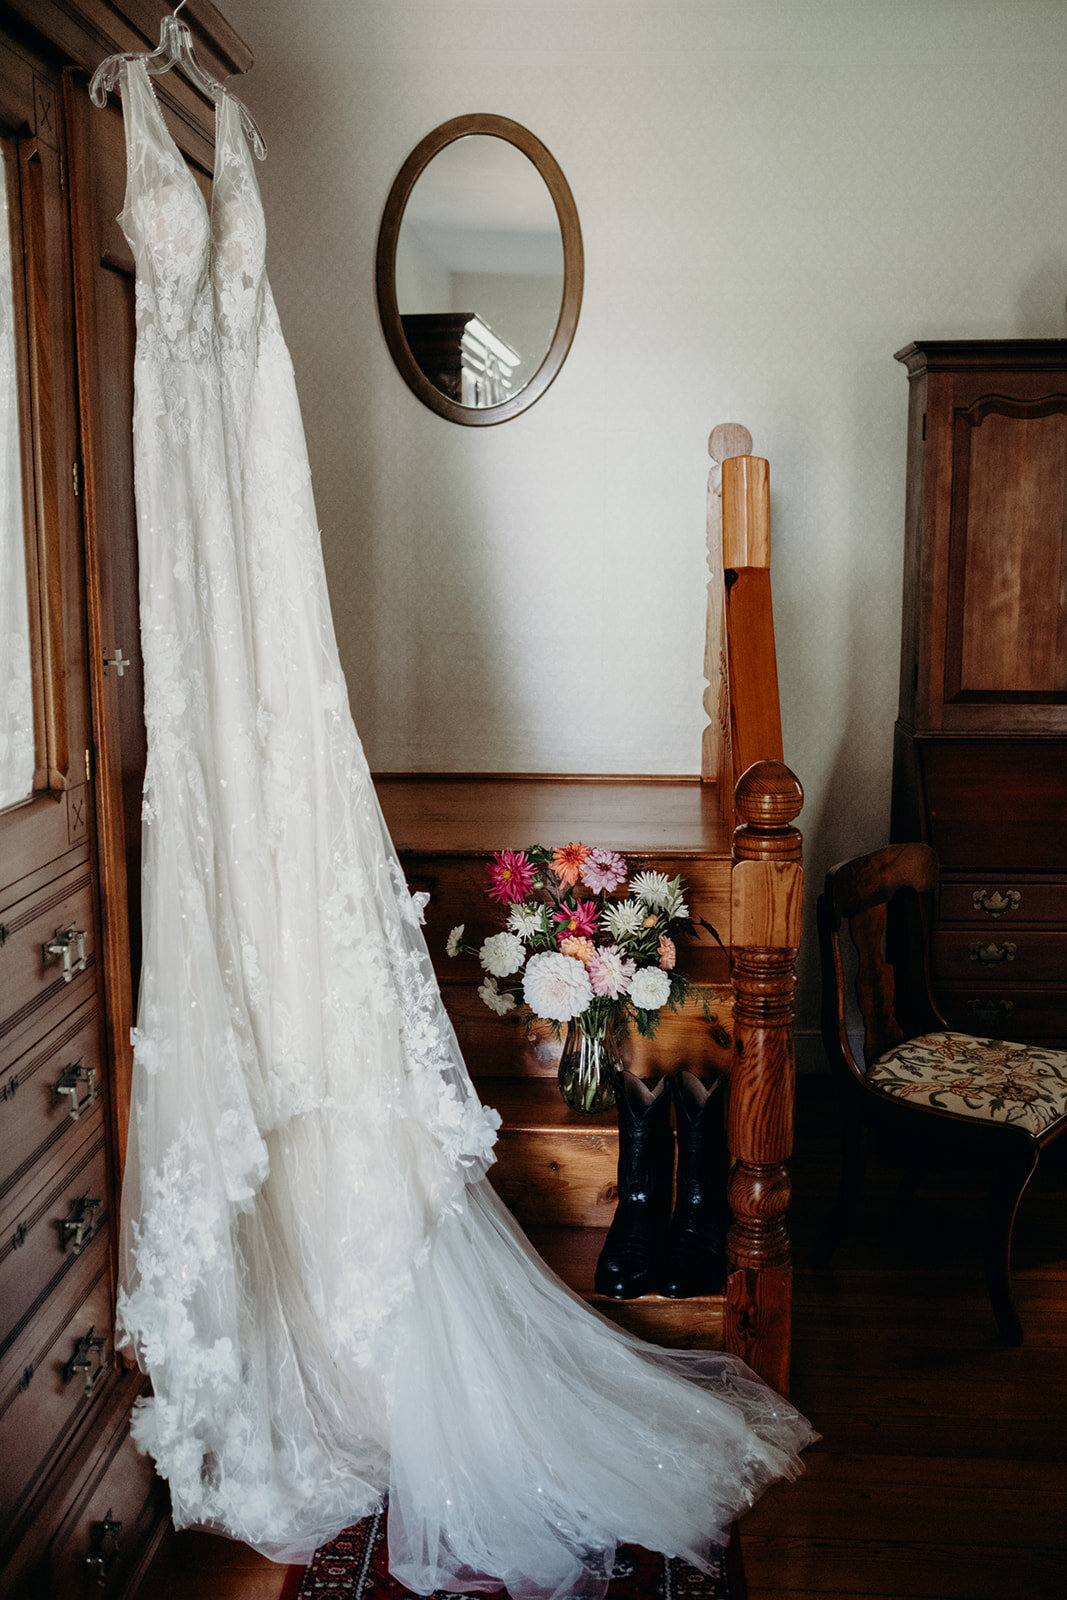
[966,997,1015,1026]
[971,889,1021,919]
[59,1194,102,1255]
[52,1059,98,1122]
[969,941,1017,966]
[43,925,89,983]
[63,1326,107,1394]
[84,1509,122,1585]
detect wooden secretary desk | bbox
[0,4,251,1595]
[892,340,1067,1046]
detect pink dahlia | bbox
[553,900,600,941]
[487,849,536,905]
[560,935,596,967]
[551,842,590,888]
[580,848,628,893]
[658,935,676,971]
[589,944,636,999]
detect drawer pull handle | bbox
[43,925,89,983]
[1,1073,18,1102]
[84,1509,122,1585]
[966,997,1015,1026]
[17,1364,34,1392]
[12,1220,29,1249]
[59,1194,102,1255]
[53,1060,98,1122]
[971,889,1021,919]
[63,1326,107,1394]
[969,941,1017,966]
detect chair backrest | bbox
[818,842,945,1080]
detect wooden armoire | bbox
[0,4,251,1595]
[892,339,1067,1047]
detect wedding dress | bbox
[113,59,814,1599]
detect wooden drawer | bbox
[937,986,1067,1045]
[0,1134,109,1364]
[0,863,97,1068]
[404,851,731,986]
[0,1229,114,1535]
[940,877,1067,925]
[932,929,1067,985]
[0,1000,104,1213]
[919,739,1067,871]
[47,1396,167,1600]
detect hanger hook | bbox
[172,1,188,17]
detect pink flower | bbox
[560,936,596,967]
[658,935,676,971]
[589,944,636,998]
[551,842,589,888]
[553,900,600,941]
[487,850,536,905]
[580,848,628,893]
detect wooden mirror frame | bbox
[375,114,583,427]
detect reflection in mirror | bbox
[0,149,33,810]
[395,135,564,409]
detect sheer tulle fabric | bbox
[114,60,814,1592]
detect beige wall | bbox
[222,0,1067,1035]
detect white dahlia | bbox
[630,871,673,908]
[522,951,593,1023]
[446,924,465,958]
[630,965,672,1010]
[507,902,543,940]
[478,977,516,1016]
[480,931,526,978]
[602,898,645,941]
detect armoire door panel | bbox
[946,402,1067,703]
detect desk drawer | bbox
[0,1001,104,1211]
[0,864,97,1066]
[932,929,1067,985]
[940,878,1067,926]
[937,986,1067,1046]
[0,1229,113,1534]
[0,1134,109,1362]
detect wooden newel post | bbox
[725,758,804,1395]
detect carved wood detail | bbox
[725,759,802,1394]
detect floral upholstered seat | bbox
[867,1031,1067,1138]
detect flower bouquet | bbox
[446,842,704,1113]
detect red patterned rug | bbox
[281,1509,733,1599]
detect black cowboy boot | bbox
[594,1070,674,1299]
[661,1070,727,1297]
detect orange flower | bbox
[658,935,676,971]
[560,935,596,967]
[551,842,590,887]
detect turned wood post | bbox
[725,759,803,1394]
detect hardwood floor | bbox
[144,1075,1067,1600]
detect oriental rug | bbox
[281,1510,733,1600]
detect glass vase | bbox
[557,1019,619,1114]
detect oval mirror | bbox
[376,115,583,425]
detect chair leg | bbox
[813,1112,867,1269]
[982,1145,1039,1347]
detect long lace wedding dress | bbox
[113,59,814,1599]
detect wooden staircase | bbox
[377,425,802,1394]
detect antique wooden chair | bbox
[816,841,1067,1344]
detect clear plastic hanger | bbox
[89,1,267,159]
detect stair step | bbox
[484,1079,619,1226]
[528,1224,727,1350]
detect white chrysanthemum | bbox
[446,924,465,958]
[630,965,672,1010]
[602,898,645,941]
[480,931,526,978]
[478,977,516,1016]
[631,871,673,908]
[507,903,543,940]
[523,951,593,1023]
